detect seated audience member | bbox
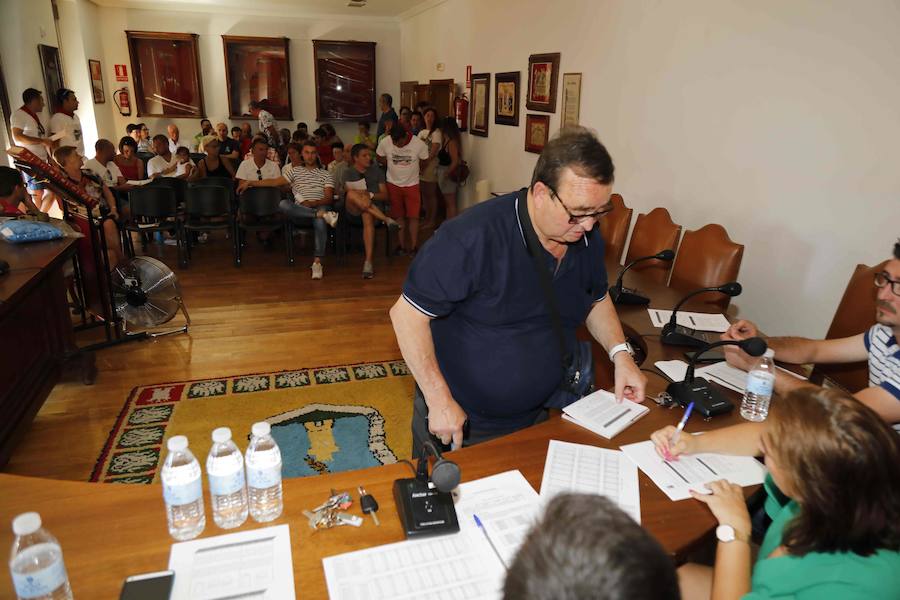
[243,132,281,167]
[192,137,235,180]
[291,129,308,144]
[295,122,308,137]
[136,123,153,153]
[231,126,243,145]
[11,87,55,213]
[504,494,680,600]
[126,123,140,142]
[166,124,181,155]
[437,116,463,221]
[0,166,42,216]
[147,134,179,178]
[322,123,342,145]
[54,145,123,266]
[214,122,240,161]
[113,137,145,183]
[377,117,394,146]
[314,128,334,167]
[655,387,900,600]
[721,240,900,426]
[279,127,291,148]
[327,142,348,196]
[49,88,84,157]
[84,139,125,189]
[410,110,423,135]
[342,143,399,279]
[193,119,213,151]
[376,124,429,255]
[173,147,195,179]
[355,121,376,150]
[235,137,292,246]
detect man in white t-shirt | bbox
[376,126,429,254]
[48,88,84,157]
[84,139,124,188]
[235,137,286,248]
[11,88,54,212]
[147,135,180,178]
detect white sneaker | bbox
[363,261,374,279]
[385,218,401,230]
[163,238,178,246]
[311,262,323,280]
[323,211,339,228]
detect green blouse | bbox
[743,476,900,599]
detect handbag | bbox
[515,188,595,409]
[449,161,470,185]
[437,140,451,166]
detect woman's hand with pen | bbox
[651,425,698,460]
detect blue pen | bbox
[474,514,508,569]
[666,402,695,460]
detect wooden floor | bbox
[4,229,416,481]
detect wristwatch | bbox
[608,341,635,361]
[716,524,750,544]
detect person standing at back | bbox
[376,93,398,140]
[417,108,442,229]
[11,88,55,213]
[49,88,84,157]
[377,124,429,255]
[437,116,463,221]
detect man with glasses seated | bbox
[722,240,900,425]
[235,137,285,247]
[390,127,646,453]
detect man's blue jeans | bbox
[278,199,330,258]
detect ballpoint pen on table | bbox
[474,514,508,569]
[665,401,695,461]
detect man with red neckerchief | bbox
[11,88,54,213]
[48,88,84,157]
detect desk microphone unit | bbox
[666,337,767,418]
[661,282,742,348]
[393,441,461,539]
[609,249,676,305]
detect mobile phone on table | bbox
[119,570,175,600]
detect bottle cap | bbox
[764,349,775,358]
[167,435,188,452]
[251,422,271,437]
[212,427,232,444]
[12,512,41,536]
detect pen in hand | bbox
[664,401,694,462]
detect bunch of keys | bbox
[302,490,363,530]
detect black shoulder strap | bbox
[516,188,572,369]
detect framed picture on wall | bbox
[526,52,560,113]
[470,72,490,136]
[524,114,550,153]
[312,40,376,122]
[88,59,105,104]
[494,71,520,126]
[38,45,65,113]
[223,36,292,120]
[560,72,582,128]
[126,31,205,118]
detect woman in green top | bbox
[652,387,900,600]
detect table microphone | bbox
[393,440,461,539]
[661,282,742,348]
[609,249,676,305]
[665,337,767,418]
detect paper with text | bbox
[648,309,731,332]
[561,389,649,439]
[344,178,368,191]
[654,360,806,390]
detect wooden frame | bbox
[526,52,560,113]
[494,71,520,126]
[222,36,292,120]
[88,59,105,104]
[312,40,376,122]
[524,114,550,153]
[38,45,65,113]
[0,53,13,144]
[125,31,205,118]
[560,72,582,129]
[469,72,490,137]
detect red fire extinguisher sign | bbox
[114,64,128,82]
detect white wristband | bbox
[608,342,632,361]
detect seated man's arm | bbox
[585,295,647,402]
[855,386,900,424]
[236,175,288,193]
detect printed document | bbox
[654,360,806,390]
[561,389,649,439]
[648,309,731,332]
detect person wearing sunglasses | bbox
[721,239,900,426]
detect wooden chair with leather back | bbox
[623,207,681,283]
[599,193,633,265]
[809,261,886,393]
[668,224,744,309]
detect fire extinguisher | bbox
[114,87,131,117]
[454,94,469,132]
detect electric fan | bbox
[110,256,190,338]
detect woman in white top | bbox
[417,108,442,229]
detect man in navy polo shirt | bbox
[390,128,646,451]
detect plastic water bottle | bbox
[741,349,776,422]
[160,435,206,541]
[9,512,72,600]
[207,427,248,529]
[245,421,284,523]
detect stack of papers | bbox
[655,359,807,391]
[648,309,731,332]
[561,389,649,439]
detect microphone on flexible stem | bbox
[666,337,767,418]
[660,282,743,348]
[393,440,461,539]
[609,249,676,305]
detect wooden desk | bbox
[0,256,755,598]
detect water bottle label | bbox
[11,544,68,599]
[163,477,202,505]
[209,469,245,496]
[247,463,282,489]
[746,372,774,396]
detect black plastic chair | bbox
[182,184,238,267]
[237,187,293,266]
[190,152,206,165]
[149,177,188,208]
[122,186,183,265]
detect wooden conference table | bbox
[0,257,759,598]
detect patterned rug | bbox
[91,360,414,483]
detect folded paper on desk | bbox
[654,360,807,392]
[648,309,731,332]
[168,524,294,600]
[620,440,767,501]
[561,389,649,439]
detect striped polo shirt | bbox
[282,164,333,203]
[864,324,900,408]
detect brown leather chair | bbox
[623,207,681,283]
[599,193,633,265]
[668,224,744,310]
[809,261,886,393]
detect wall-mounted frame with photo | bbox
[524,114,550,153]
[560,72,582,129]
[470,72,490,136]
[38,45,65,113]
[223,36,292,120]
[313,40,377,122]
[526,52,560,113]
[88,59,105,104]
[126,31,205,118]
[494,71,520,126]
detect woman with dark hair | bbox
[418,108,441,229]
[114,136,145,182]
[437,116,462,221]
[652,387,900,600]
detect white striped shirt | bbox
[281,165,333,203]
[864,324,900,407]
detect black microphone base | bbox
[661,324,715,348]
[666,377,735,418]
[610,285,650,305]
[393,478,460,539]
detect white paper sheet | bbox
[539,440,641,523]
[344,178,368,191]
[648,309,731,332]
[125,178,152,186]
[620,440,767,501]
[654,360,807,389]
[167,524,294,600]
[561,389,649,439]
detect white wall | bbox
[400,0,900,338]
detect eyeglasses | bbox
[257,169,263,181]
[544,183,613,225]
[875,271,900,297]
